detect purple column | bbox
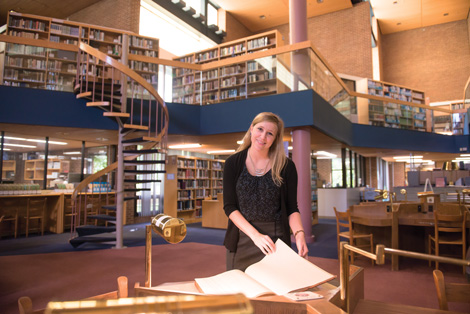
[290,0,314,243]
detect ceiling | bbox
[1,0,468,34]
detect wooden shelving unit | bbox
[24,158,70,187]
[359,79,427,131]
[164,155,224,224]
[3,12,159,92]
[433,101,466,135]
[1,160,16,181]
[172,30,283,105]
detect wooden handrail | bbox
[72,42,169,200]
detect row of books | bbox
[129,61,159,72]
[9,18,47,31]
[50,23,80,36]
[130,36,157,49]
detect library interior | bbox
[0,0,470,313]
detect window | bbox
[139,0,217,56]
[331,158,343,188]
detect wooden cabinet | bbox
[24,159,44,180]
[1,160,16,180]
[172,30,283,104]
[3,12,159,92]
[24,158,70,187]
[164,155,224,224]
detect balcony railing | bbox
[0,35,466,135]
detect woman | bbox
[223,112,308,271]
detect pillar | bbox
[290,0,314,243]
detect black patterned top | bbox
[236,165,281,221]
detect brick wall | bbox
[365,157,378,188]
[68,0,140,33]
[222,11,254,43]
[391,162,406,187]
[263,2,373,78]
[317,159,332,185]
[381,20,470,102]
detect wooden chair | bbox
[334,207,374,265]
[25,198,47,237]
[428,210,467,274]
[18,296,44,314]
[0,199,19,238]
[433,269,470,311]
[63,197,77,231]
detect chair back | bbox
[27,198,47,216]
[334,207,352,235]
[433,211,467,240]
[433,269,470,310]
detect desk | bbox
[350,202,470,270]
[0,191,115,236]
[0,193,63,236]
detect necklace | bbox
[248,149,269,177]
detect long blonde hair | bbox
[237,112,287,186]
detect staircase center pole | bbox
[114,33,129,249]
[115,129,125,249]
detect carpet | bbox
[1,242,469,314]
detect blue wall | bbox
[0,86,118,130]
[1,86,467,154]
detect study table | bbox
[0,191,115,236]
[133,265,461,314]
[349,202,470,270]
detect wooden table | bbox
[350,202,470,270]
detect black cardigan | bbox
[222,149,300,252]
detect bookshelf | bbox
[359,79,427,131]
[164,155,224,224]
[1,160,16,181]
[311,156,319,225]
[3,12,159,92]
[433,101,466,135]
[24,158,70,187]
[172,30,283,104]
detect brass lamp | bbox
[400,189,407,201]
[145,214,187,287]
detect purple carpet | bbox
[0,243,468,313]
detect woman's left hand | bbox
[295,232,309,258]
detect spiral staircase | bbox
[69,41,169,248]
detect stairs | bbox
[69,41,169,248]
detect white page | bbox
[195,269,273,298]
[245,239,335,296]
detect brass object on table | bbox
[151,214,187,244]
[146,214,187,287]
[45,294,253,314]
[400,189,407,201]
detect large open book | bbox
[195,239,335,298]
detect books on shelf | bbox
[194,239,335,298]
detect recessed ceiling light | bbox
[443,13,449,16]
[259,15,265,19]
[397,22,402,26]
[169,143,202,149]
[208,149,235,154]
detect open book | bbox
[195,239,335,298]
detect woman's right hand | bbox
[251,232,276,255]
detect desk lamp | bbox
[145,214,187,287]
[400,189,407,201]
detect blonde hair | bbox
[237,112,287,186]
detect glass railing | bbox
[0,37,465,135]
